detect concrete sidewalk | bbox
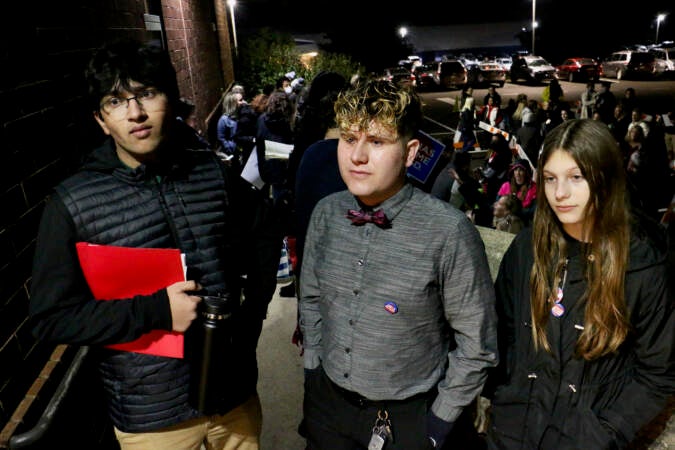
[257,281,306,450]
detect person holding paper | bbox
[255,90,294,190]
[254,90,295,235]
[29,39,277,450]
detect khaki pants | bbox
[114,394,262,450]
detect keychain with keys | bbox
[368,409,393,450]
[384,414,394,443]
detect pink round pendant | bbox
[551,302,566,317]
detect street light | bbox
[227,0,238,57]
[399,26,408,40]
[531,0,536,54]
[655,13,666,45]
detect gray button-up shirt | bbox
[299,183,498,422]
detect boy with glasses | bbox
[29,39,276,449]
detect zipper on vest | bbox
[155,177,182,249]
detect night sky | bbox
[233,0,674,69]
[236,0,673,46]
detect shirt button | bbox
[357,259,364,266]
[349,319,354,326]
[345,347,351,353]
[343,373,349,378]
[353,289,359,296]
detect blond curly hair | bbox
[333,79,423,142]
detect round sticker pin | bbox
[384,302,398,314]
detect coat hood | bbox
[627,213,669,273]
[80,137,199,182]
[508,158,533,181]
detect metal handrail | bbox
[8,346,89,449]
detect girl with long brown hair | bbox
[486,119,674,449]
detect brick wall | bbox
[163,0,233,135]
[0,1,232,446]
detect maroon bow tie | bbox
[346,209,391,228]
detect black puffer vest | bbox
[55,141,253,432]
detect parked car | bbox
[495,57,512,72]
[397,55,423,71]
[555,57,602,82]
[412,63,438,90]
[467,62,506,87]
[378,66,416,87]
[458,53,480,69]
[430,60,468,90]
[510,55,557,84]
[601,50,656,80]
[648,46,675,78]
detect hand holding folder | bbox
[75,242,187,358]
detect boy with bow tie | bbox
[299,79,498,450]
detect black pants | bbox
[303,368,484,450]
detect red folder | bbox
[75,242,186,358]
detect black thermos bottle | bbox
[187,294,235,414]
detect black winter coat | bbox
[255,113,294,187]
[486,224,674,449]
[30,140,278,432]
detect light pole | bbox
[531,0,536,54]
[227,0,238,58]
[655,13,666,45]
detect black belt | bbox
[331,382,383,408]
[328,376,433,409]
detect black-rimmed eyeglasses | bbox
[100,88,164,116]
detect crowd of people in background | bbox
[439,79,675,234]
[167,54,675,245]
